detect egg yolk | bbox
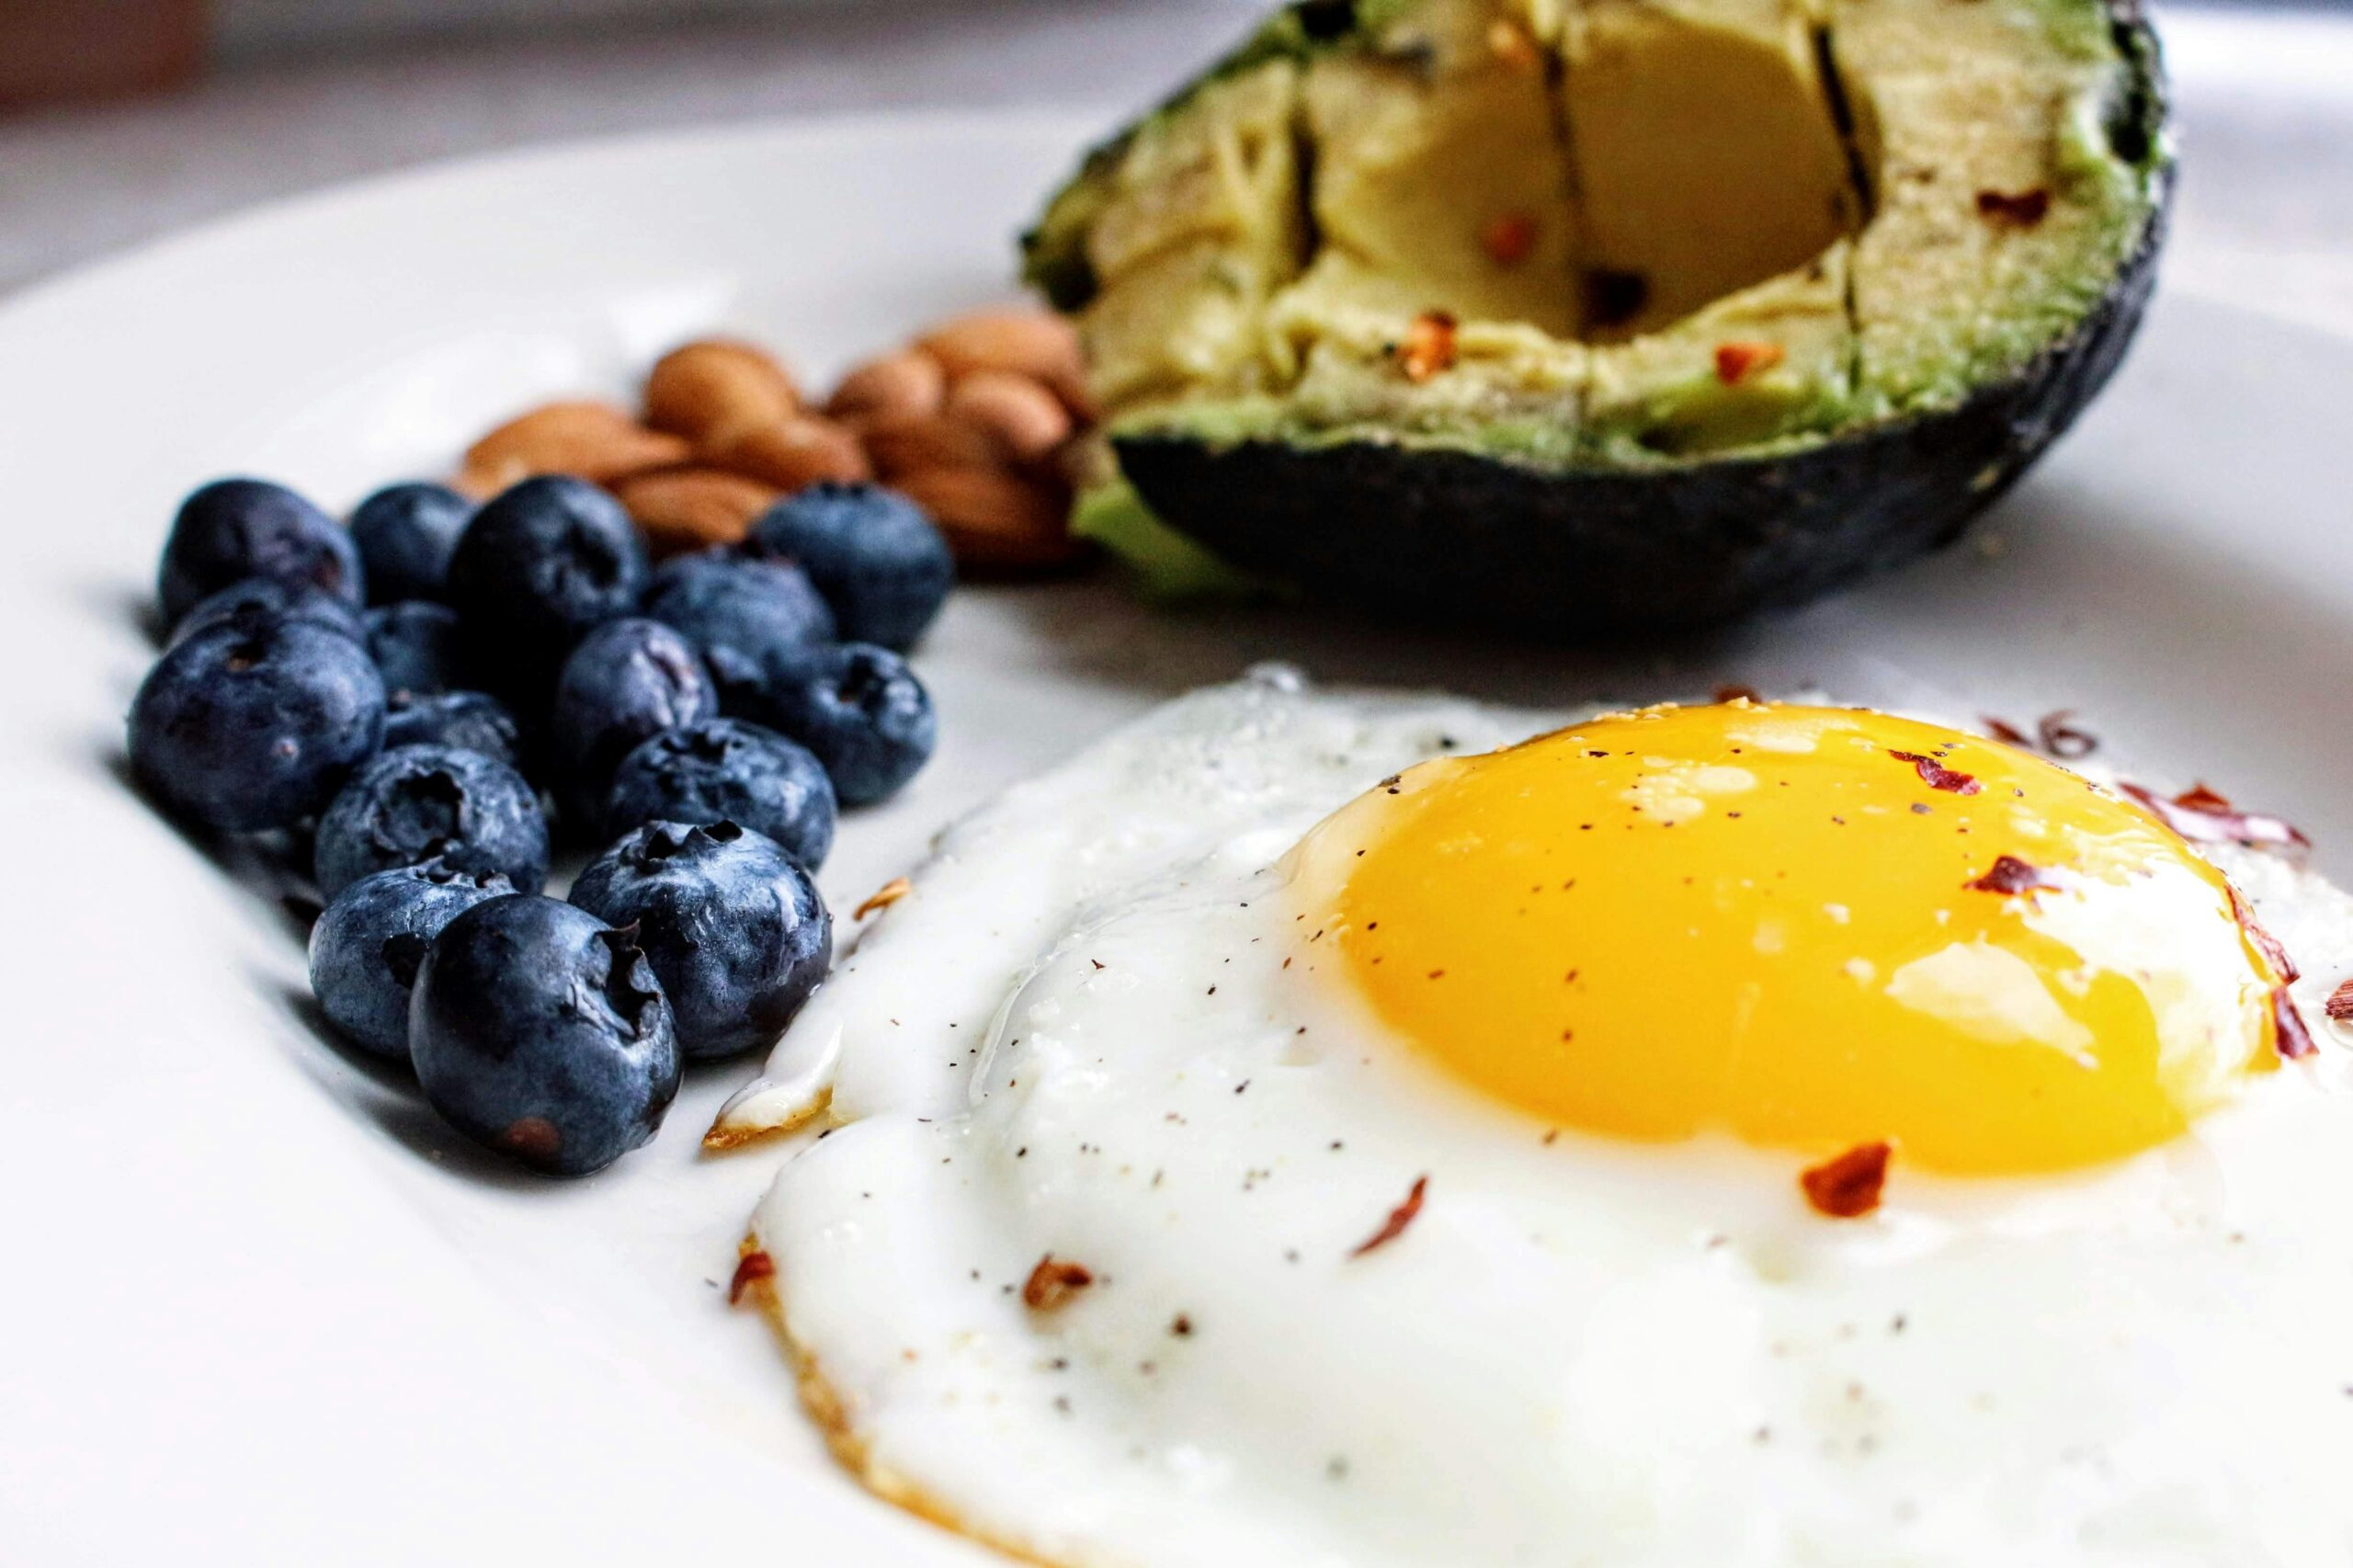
[1290,704,2286,1175]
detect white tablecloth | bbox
[3,1,2347,340]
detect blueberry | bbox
[411,895,678,1176]
[350,483,472,604]
[381,689,523,768]
[308,860,514,1061]
[167,576,365,649]
[746,482,953,652]
[128,619,386,832]
[570,821,832,1061]
[640,549,834,687]
[364,600,473,699]
[159,478,363,627]
[605,718,834,869]
[547,618,717,821]
[313,743,549,899]
[721,642,935,806]
[445,476,647,689]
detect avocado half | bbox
[1023,0,2170,634]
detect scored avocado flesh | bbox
[1029,0,2163,470]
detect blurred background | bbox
[2,0,2348,337]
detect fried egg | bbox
[719,671,2353,1567]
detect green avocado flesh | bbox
[1027,0,2165,486]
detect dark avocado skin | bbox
[1109,4,2170,639]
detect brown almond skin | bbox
[704,416,872,491]
[894,466,1083,573]
[463,401,691,490]
[1047,370,1099,426]
[916,309,1085,388]
[450,464,516,502]
[825,350,948,428]
[944,370,1074,463]
[614,468,781,557]
[861,414,1004,482]
[644,340,800,443]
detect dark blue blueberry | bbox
[445,476,647,690]
[350,483,472,604]
[313,743,549,900]
[570,821,832,1061]
[158,478,363,626]
[604,718,834,869]
[411,896,678,1176]
[127,619,386,832]
[546,618,717,822]
[721,642,935,806]
[746,482,952,652]
[640,549,834,687]
[381,689,523,769]
[308,860,514,1061]
[364,600,473,699]
[167,576,365,649]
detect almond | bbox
[852,876,913,920]
[944,370,1073,462]
[860,414,1004,482]
[894,466,1082,574]
[613,467,780,557]
[703,416,871,491]
[643,339,800,443]
[461,401,691,491]
[825,350,948,427]
[916,309,1085,389]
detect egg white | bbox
[726,670,2353,1567]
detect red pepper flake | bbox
[1968,855,2052,895]
[2274,987,2318,1060]
[1713,340,1786,385]
[2119,781,2312,857]
[1889,749,1981,795]
[1479,210,1540,267]
[1714,683,1762,705]
[1021,1256,1095,1312]
[1399,312,1458,383]
[1348,1175,1428,1258]
[2325,980,2353,1023]
[2175,782,2233,812]
[2229,883,2299,983]
[728,1249,776,1304]
[1975,187,2052,228]
[2037,710,2097,759]
[1801,1142,1892,1219]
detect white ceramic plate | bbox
[4,113,2350,1564]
